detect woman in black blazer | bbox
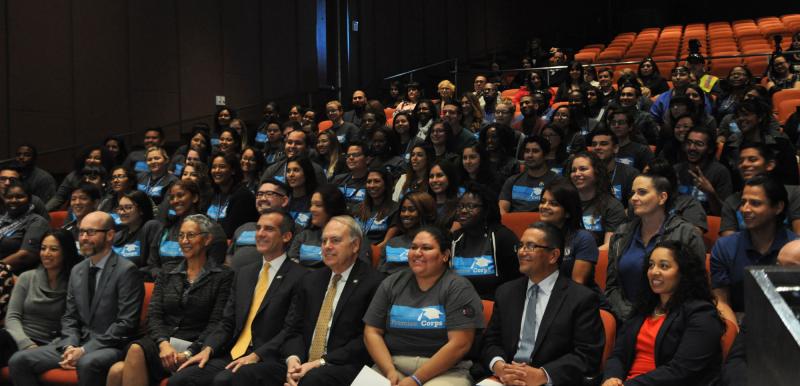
[106,214,234,386]
[603,240,725,386]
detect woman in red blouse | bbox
[602,240,724,386]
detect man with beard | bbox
[482,82,500,124]
[499,136,558,214]
[332,142,370,210]
[343,90,367,126]
[442,101,478,155]
[413,99,437,140]
[9,211,143,386]
[675,126,733,215]
[14,144,56,203]
[514,94,547,136]
[260,130,327,184]
[587,129,639,208]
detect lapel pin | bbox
[353,279,359,284]
[276,275,283,280]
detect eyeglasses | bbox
[78,228,111,237]
[178,232,207,241]
[685,139,707,148]
[345,153,364,159]
[518,242,555,252]
[457,203,483,211]
[115,205,136,213]
[256,190,286,199]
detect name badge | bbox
[292,211,311,228]
[211,137,220,146]
[299,244,322,262]
[550,167,563,176]
[134,161,148,173]
[339,186,366,203]
[207,202,229,221]
[385,246,409,263]
[275,175,286,183]
[138,183,164,198]
[236,231,256,246]
[616,156,634,166]
[159,240,183,258]
[113,240,141,259]
[582,214,603,232]
[389,305,446,329]
[452,255,496,276]
[255,131,268,143]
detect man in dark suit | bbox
[226,215,383,386]
[171,209,306,386]
[8,211,144,386]
[481,222,604,385]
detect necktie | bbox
[308,273,342,361]
[230,262,270,359]
[88,266,100,303]
[514,284,539,363]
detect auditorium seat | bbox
[595,249,609,291]
[500,212,540,239]
[599,309,616,368]
[704,216,722,252]
[48,211,68,229]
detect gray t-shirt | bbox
[675,160,733,215]
[581,195,626,246]
[363,269,483,358]
[499,171,558,212]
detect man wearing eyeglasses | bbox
[9,211,144,386]
[227,179,291,269]
[481,222,604,385]
[332,141,370,211]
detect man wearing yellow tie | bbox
[171,209,307,386]
[223,215,384,386]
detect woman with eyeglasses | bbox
[149,180,228,280]
[98,166,138,219]
[0,181,50,274]
[451,183,519,299]
[240,146,265,195]
[112,191,163,280]
[107,214,233,386]
[378,191,436,275]
[286,156,318,229]
[766,54,800,92]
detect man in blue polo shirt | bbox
[499,135,557,214]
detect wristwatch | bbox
[318,357,327,366]
[181,350,192,359]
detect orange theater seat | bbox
[482,300,495,325]
[317,120,333,132]
[599,309,617,368]
[49,211,68,229]
[500,212,540,239]
[721,318,739,362]
[704,216,721,252]
[371,244,382,268]
[595,249,609,291]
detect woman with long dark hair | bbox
[46,145,114,211]
[285,156,318,229]
[287,184,350,269]
[568,152,626,247]
[206,152,257,238]
[377,191,436,275]
[637,57,669,96]
[352,168,399,249]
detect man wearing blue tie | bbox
[481,222,604,385]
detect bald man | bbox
[9,211,144,386]
[778,239,800,266]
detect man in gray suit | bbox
[8,211,144,386]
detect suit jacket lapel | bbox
[90,254,118,316]
[508,278,528,354]
[654,308,679,364]
[330,261,361,326]
[77,262,91,323]
[531,275,568,359]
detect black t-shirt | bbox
[499,170,558,212]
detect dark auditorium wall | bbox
[0,0,526,174]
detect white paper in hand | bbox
[169,337,192,353]
[350,365,390,386]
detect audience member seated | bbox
[0,162,49,220]
[112,191,163,279]
[540,179,601,289]
[615,83,660,146]
[226,216,383,386]
[719,98,799,186]
[642,158,708,234]
[603,240,724,386]
[332,141,370,210]
[721,143,800,236]
[441,101,478,155]
[62,183,102,244]
[288,184,349,269]
[366,126,405,178]
[427,161,460,230]
[394,82,421,116]
[568,152,626,247]
[285,156,318,229]
[124,128,165,174]
[607,110,654,172]
[0,181,50,274]
[655,109,693,165]
[364,225,484,386]
[149,180,227,280]
[451,183,519,299]
[171,126,212,177]
[459,144,500,198]
[674,126,733,215]
[226,179,289,269]
[714,66,753,123]
[325,100,361,147]
[0,229,79,366]
[541,125,569,175]
[9,211,144,386]
[637,58,669,97]
[482,221,604,385]
[98,167,138,219]
[352,168,399,249]
[480,122,521,185]
[46,146,113,211]
[378,192,436,276]
[499,135,558,214]
[240,147,265,194]
[765,54,800,92]
[711,175,797,323]
[588,129,640,207]
[170,210,306,386]
[425,120,461,166]
[206,152,257,239]
[606,173,705,321]
[260,130,327,185]
[107,214,233,386]
[136,146,178,206]
[313,130,346,181]
[14,144,56,204]
[392,144,435,202]
[215,128,243,158]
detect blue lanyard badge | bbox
[385,245,409,263]
[255,131,268,144]
[616,156,634,167]
[452,255,496,276]
[134,161,148,173]
[159,240,183,258]
[337,134,346,144]
[364,216,388,234]
[138,183,164,198]
[339,186,366,203]
[389,305,446,329]
[292,211,311,228]
[550,166,563,176]
[511,185,543,204]
[207,200,229,221]
[236,230,256,246]
[113,240,141,259]
[582,214,604,232]
[299,244,322,262]
[679,185,707,202]
[612,184,623,201]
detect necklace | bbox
[653,306,666,317]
